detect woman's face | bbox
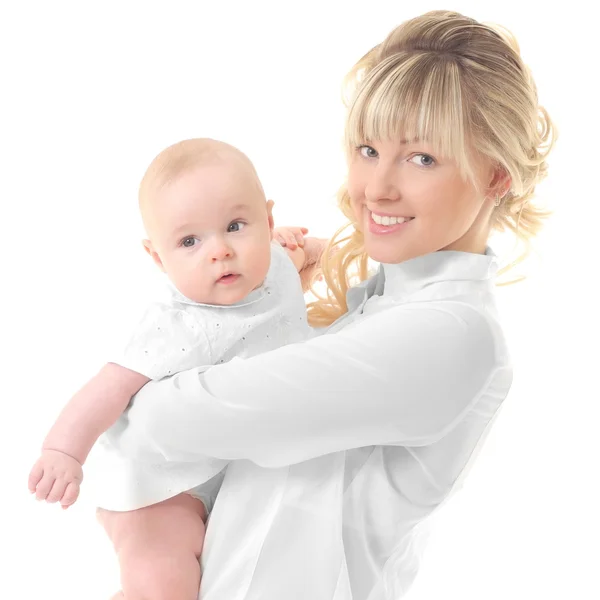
[347,138,498,264]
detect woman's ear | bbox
[487,166,512,199]
[142,239,165,272]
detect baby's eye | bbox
[228,221,246,233]
[182,237,198,248]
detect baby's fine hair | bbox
[138,138,264,231]
[308,10,557,327]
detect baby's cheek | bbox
[258,246,273,279]
[173,265,208,300]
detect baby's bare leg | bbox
[98,493,207,600]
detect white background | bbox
[1,1,598,599]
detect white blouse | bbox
[104,247,513,599]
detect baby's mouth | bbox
[217,273,241,284]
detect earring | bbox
[494,194,502,207]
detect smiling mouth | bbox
[367,210,415,235]
[369,210,414,226]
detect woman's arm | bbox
[105,302,503,468]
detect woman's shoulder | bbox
[330,292,509,370]
[381,298,511,366]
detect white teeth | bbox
[371,212,411,226]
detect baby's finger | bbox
[47,479,68,504]
[61,482,80,508]
[28,463,44,493]
[274,233,287,247]
[35,472,55,501]
[294,232,306,247]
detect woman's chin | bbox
[364,238,412,265]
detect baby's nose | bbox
[210,243,233,262]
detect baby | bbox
[28,138,314,599]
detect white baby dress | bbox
[89,241,312,511]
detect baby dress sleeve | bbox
[113,303,213,380]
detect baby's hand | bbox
[273,226,309,250]
[28,449,83,509]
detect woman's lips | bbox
[368,211,414,235]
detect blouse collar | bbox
[347,247,498,310]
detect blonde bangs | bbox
[308,12,556,328]
[345,52,475,183]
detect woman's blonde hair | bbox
[307,10,556,328]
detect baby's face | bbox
[145,161,273,305]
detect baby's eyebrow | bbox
[229,203,251,213]
[172,224,195,236]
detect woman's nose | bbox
[365,163,401,203]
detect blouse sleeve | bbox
[104,301,502,468]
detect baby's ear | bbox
[142,239,165,272]
[266,200,275,234]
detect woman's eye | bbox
[228,221,246,233]
[358,145,378,159]
[182,237,198,248]
[409,153,436,167]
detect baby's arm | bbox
[28,363,149,508]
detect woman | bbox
[101,10,555,599]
